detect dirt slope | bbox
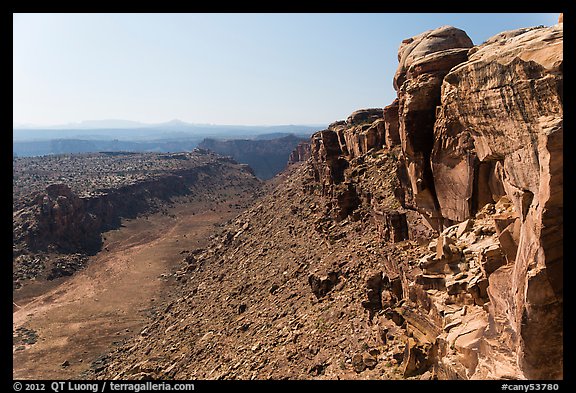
[13,179,261,379]
[98,154,434,380]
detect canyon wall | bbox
[13,154,261,287]
[97,20,562,381]
[308,22,563,379]
[430,24,563,380]
[198,135,307,180]
[14,163,233,254]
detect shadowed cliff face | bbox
[14,175,191,255]
[14,162,255,255]
[95,22,561,381]
[393,26,474,230]
[198,134,308,180]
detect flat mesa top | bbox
[13,150,226,204]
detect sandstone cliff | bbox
[97,21,562,380]
[298,24,562,379]
[430,23,563,380]
[288,141,312,165]
[198,134,308,180]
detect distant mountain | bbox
[152,119,193,129]
[12,138,205,157]
[12,122,40,129]
[254,132,311,140]
[13,119,323,131]
[198,134,308,180]
[12,119,321,160]
[12,119,197,130]
[13,121,322,142]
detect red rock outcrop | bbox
[288,141,311,164]
[14,171,199,255]
[394,26,473,229]
[383,99,400,147]
[16,184,102,253]
[309,109,409,224]
[346,108,384,126]
[307,23,563,379]
[430,24,563,379]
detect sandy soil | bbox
[12,197,248,380]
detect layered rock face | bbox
[393,26,474,229]
[431,24,563,379]
[308,108,415,236]
[198,134,307,180]
[288,141,312,165]
[14,166,216,255]
[308,22,563,379]
[14,183,103,254]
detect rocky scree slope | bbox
[98,21,562,380]
[13,151,262,290]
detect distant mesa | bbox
[13,121,320,158]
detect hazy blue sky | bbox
[13,13,560,127]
